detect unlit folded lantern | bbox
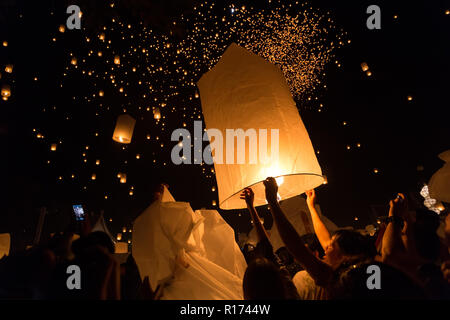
[428,150,450,203]
[112,114,136,144]
[197,43,324,209]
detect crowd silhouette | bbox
[1,178,449,300]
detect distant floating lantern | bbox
[116,233,122,241]
[373,168,379,174]
[2,41,7,47]
[366,71,372,77]
[5,64,13,73]
[1,85,11,101]
[120,174,127,184]
[114,55,120,65]
[71,57,77,65]
[99,90,104,97]
[322,175,328,184]
[212,186,216,192]
[122,227,127,233]
[96,159,100,165]
[117,173,122,178]
[146,134,151,140]
[136,154,140,159]
[112,114,136,144]
[91,173,96,180]
[50,143,57,151]
[153,108,161,120]
[99,33,105,41]
[360,62,369,72]
[407,95,413,101]
[212,200,217,206]
[98,51,103,57]
[59,25,65,33]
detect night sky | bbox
[2,0,449,251]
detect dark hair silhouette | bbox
[333,229,377,259]
[243,257,291,300]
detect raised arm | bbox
[381,193,407,262]
[305,189,332,251]
[240,187,270,243]
[264,178,334,286]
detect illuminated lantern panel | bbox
[0,233,11,258]
[428,150,450,203]
[198,44,324,209]
[115,242,128,253]
[112,114,136,144]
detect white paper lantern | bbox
[115,241,128,253]
[198,43,324,209]
[428,150,450,203]
[112,114,136,144]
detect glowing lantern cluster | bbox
[117,173,127,183]
[112,114,136,144]
[361,62,371,76]
[1,85,11,101]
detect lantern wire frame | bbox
[219,173,325,210]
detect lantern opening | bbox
[219,173,324,209]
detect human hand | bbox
[388,193,407,218]
[305,189,316,208]
[263,177,278,204]
[240,188,255,207]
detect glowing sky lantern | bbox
[1,85,11,101]
[153,107,161,120]
[71,57,77,65]
[114,55,120,65]
[50,143,57,151]
[197,43,324,209]
[5,64,13,73]
[360,62,369,72]
[428,150,450,203]
[112,114,136,144]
